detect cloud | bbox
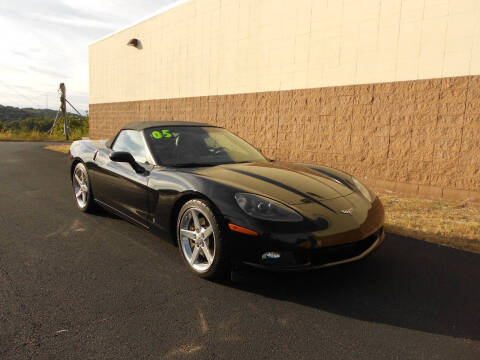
[0,0,179,113]
[26,12,118,30]
[27,65,67,79]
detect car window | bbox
[112,130,148,164]
[144,126,266,166]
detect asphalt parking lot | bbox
[0,141,479,359]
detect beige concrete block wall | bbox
[90,0,480,103]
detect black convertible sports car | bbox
[69,121,385,279]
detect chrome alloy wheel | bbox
[73,165,89,208]
[179,207,215,272]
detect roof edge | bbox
[89,0,189,47]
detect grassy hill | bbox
[0,104,82,123]
[0,104,87,140]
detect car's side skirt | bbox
[94,199,150,230]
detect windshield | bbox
[144,126,267,166]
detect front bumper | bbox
[243,229,385,271]
[238,227,385,270]
[227,196,385,270]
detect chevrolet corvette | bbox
[69,121,385,279]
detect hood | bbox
[190,161,354,205]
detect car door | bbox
[93,130,153,227]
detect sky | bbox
[0,0,178,114]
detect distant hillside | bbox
[0,104,82,123]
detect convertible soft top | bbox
[104,121,219,148]
[121,121,218,131]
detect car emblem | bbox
[340,208,354,215]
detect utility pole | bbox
[60,83,69,140]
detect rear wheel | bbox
[72,162,97,213]
[177,199,229,279]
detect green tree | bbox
[51,114,88,139]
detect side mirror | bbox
[110,151,145,174]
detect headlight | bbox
[234,193,303,222]
[352,177,375,202]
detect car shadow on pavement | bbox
[229,233,480,341]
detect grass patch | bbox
[0,128,86,142]
[44,144,71,154]
[0,129,65,141]
[380,194,480,254]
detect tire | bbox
[72,162,97,213]
[176,199,230,279]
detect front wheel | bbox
[72,162,97,213]
[177,199,229,279]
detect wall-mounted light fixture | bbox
[127,38,141,48]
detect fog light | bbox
[262,252,281,260]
